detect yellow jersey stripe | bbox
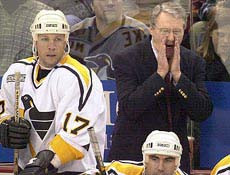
[49,134,84,164]
[29,142,36,157]
[19,108,24,118]
[61,55,90,87]
[106,161,144,174]
[211,155,230,175]
[0,116,11,123]
[18,57,36,64]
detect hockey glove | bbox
[0,117,31,149]
[19,150,58,175]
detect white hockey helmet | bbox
[142,130,182,160]
[30,9,70,41]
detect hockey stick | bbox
[87,127,106,175]
[14,72,21,175]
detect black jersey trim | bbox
[15,60,35,66]
[217,166,230,174]
[58,65,93,111]
[31,60,42,89]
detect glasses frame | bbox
[153,25,184,37]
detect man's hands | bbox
[156,37,169,78]
[0,117,31,149]
[170,38,181,83]
[156,36,181,83]
[19,150,58,175]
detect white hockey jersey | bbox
[211,155,230,175]
[105,161,187,175]
[82,160,188,175]
[0,54,107,173]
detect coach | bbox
[108,2,213,174]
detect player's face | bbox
[144,154,177,175]
[93,0,123,24]
[149,12,184,52]
[36,34,66,69]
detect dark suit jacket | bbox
[108,38,213,173]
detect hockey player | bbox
[0,9,106,175]
[83,130,187,175]
[211,154,230,175]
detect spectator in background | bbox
[108,2,213,174]
[189,6,215,52]
[198,0,216,21]
[191,0,206,23]
[211,154,230,175]
[0,0,52,76]
[38,0,94,20]
[190,0,228,51]
[197,0,230,81]
[69,0,149,80]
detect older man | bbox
[108,2,213,173]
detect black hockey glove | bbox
[19,150,58,175]
[0,117,31,149]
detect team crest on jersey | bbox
[21,94,55,139]
[0,100,5,115]
[7,74,26,83]
[84,53,114,80]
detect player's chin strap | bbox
[19,150,58,175]
[65,41,70,54]
[32,42,37,58]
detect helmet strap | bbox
[65,41,70,54]
[32,42,38,58]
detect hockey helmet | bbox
[30,10,70,41]
[142,130,182,158]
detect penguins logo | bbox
[84,53,114,80]
[21,94,55,139]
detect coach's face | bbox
[36,34,66,69]
[149,12,184,54]
[92,0,123,24]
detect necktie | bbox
[165,73,173,130]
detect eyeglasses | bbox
[154,26,183,36]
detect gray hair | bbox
[150,1,187,28]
